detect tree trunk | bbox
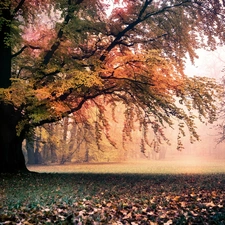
[0,1,11,88]
[0,102,28,172]
[34,128,43,164]
[26,137,35,165]
[0,3,27,172]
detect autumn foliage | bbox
[0,0,225,171]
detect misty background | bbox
[23,47,225,165]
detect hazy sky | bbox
[185,46,225,80]
[182,46,225,157]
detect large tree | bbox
[0,0,224,172]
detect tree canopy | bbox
[0,0,225,171]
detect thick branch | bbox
[43,0,84,65]
[138,0,153,19]
[12,0,26,17]
[99,0,191,62]
[99,19,142,61]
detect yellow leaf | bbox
[173,196,180,201]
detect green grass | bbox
[1,160,225,224]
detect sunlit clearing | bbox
[28,158,225,174]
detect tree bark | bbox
[0,102,28,172]
[0,2,28,173]
[0,1,12,88]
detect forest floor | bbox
[1,159,225,224]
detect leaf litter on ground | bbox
[1,172,225,224]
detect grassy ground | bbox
[1,159,225,224]
[27,158,225,174]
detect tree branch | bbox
[12,0,26,17]
[31,85,117,127]
[11,45,41,58]
[143,0,191,19]
[99,0,191,62]
[43,0,84,65]
[101,76,155,87]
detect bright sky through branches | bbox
[101,0,127,16]
[185,46,225,80]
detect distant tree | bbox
[217,74,225,144]
[31,109,120,164]
[27,117,86,164]
[26,136,35,164]
[0,0,224,172]
[54,117,86,164]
